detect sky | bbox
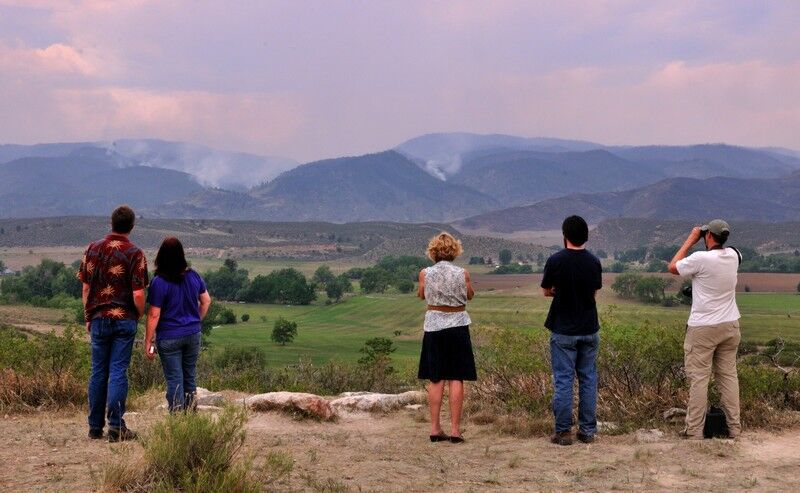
[0,0,798,162]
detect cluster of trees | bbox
[312,266,353,302]
[494,264,534,274]
[0,259,81,306]
[343,256,431,294]
[203,260,316,305]
[611,273,675,305]
[740,250,800,273]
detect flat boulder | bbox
[246,392,336,421]
[195,387,226,406]
[329,391,426,413]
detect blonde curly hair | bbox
[427,232,463,262]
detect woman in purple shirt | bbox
[144,237,211,412]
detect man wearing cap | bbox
[668,219,742,440]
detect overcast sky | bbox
[0,1,798,162]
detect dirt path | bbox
[1,409,799,492]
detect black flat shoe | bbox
[430,433,450,442]
[88,428,103,440]
[449,436,465,444]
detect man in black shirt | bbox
[541,215,602,446]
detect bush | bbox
[494,264,534,274]
[360,268,390,293]
[241,313,250,323]
[396,279,414,293]
[0,325,89,411]
[271,317,297,346]
[219,308,237,325]
[104,407,279,492]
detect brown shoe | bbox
[551,432,573,446]
[108,427,138,443]
[577,433,595,444]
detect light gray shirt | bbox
[423,261,472,332]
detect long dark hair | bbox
[155,236,189,284]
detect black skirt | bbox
[418,325,477,382]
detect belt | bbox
[427,305,466,313]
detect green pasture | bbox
[208,291,800,368]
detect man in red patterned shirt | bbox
[79,205,148,442]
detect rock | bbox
[404,404,423,411]
[329,391,427,413]
[635,428,665,443]
[195,387,226,406]
[246,392,336,421]
[598,421,619,433]
[663,408,687,422]
[160,387,225,409]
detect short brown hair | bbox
[427,232,463,262]
[111,205,135,234]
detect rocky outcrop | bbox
[329,391,426,413]
[245,392,336,421]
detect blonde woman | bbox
[418,232,476,443]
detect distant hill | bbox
[0,148,203,218]
[454,171,800,232]
[105,139,297,190]
[3,135,800,224]
[591,218,800,253]
[609,144,795,179]
[0,139,298,190]
[161,151,501,222]
[395,132,603,179]
[450,149,662,207]
[0,216,548,262]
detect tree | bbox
[241,313,250,322]
[271,317,298,346]
[325,275,353,302]
[360,267,390,293]
[312,265,336,288]
[246,268,316,305]
[634,276,673,304]
[396,279,414,293]
[611,273,641,299]
[499,249,513,266]
[204,262,250,301]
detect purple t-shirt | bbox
[147,270,207,340]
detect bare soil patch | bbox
[1,409,799,492]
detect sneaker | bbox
[88,428,104,440]
[108,427,138,443]
[550,432,573,446]
[577,433,595,444]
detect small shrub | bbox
[396,279,414,293]
[104,407,266,492]
[271,317,298,346]
[220,308,237,325]
[241,313,250,323]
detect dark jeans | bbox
[88,318,137,430]
[157,332,201,412]
[550,331,600,435]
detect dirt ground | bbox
[1,408,799,492]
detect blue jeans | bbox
[157,332,201,412]
[550,332,599,435]
[88,318,138,430]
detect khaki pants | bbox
[683,321,742,438]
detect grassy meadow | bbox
[208,286,800,370]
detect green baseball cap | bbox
[701,219,730,236]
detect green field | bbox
[208,290,800,369]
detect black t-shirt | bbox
[541,248,602,336]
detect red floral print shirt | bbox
[79,233,149,322]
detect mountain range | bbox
[2,133,800,226]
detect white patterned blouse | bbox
[423,261,472,332]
